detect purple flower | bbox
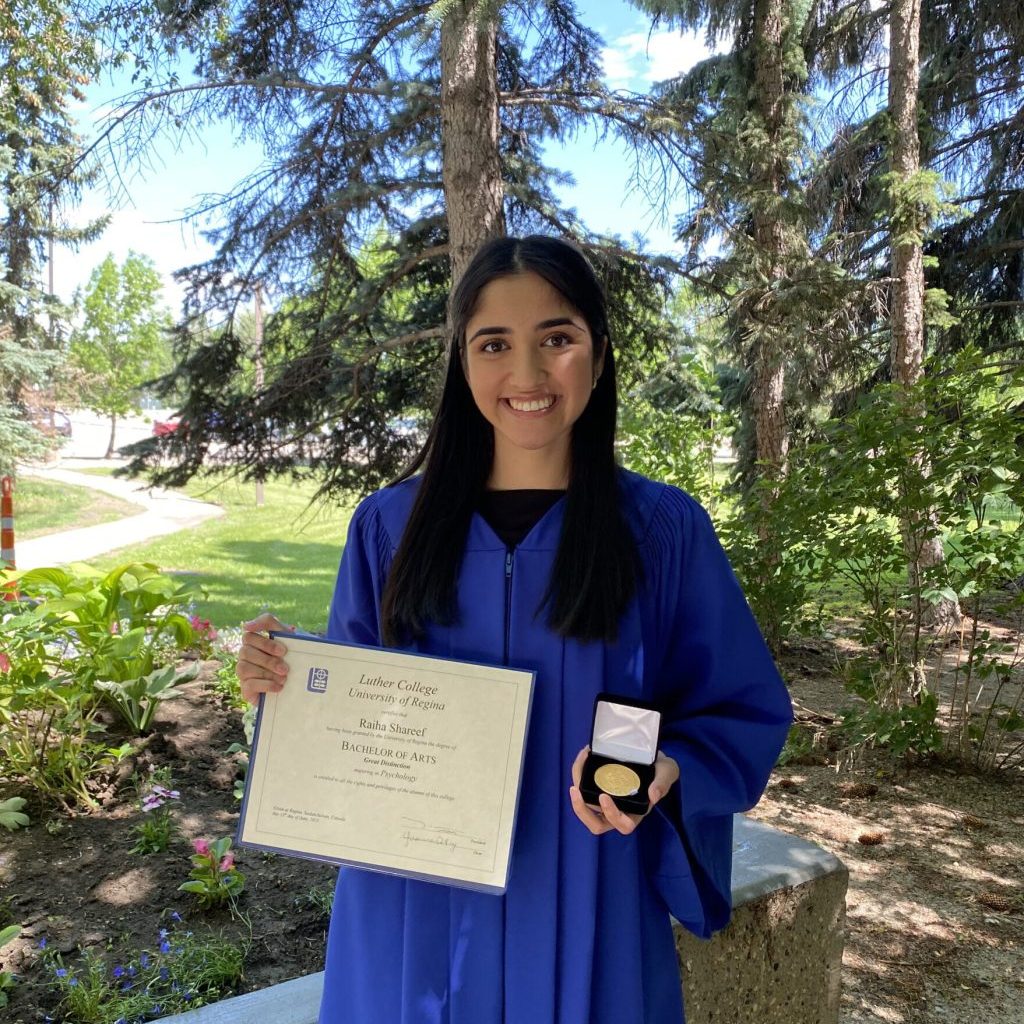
[121,981,134,992]
[159,928,168,939]
[113,965,125,978]
[68,977,78,987]
[169,911,182,922]
[159,940,171,954]
[55,967,67,978]
[140,952,150,969]
[127,965,138,977]
[159,966,169,980]
[37,937,47,949]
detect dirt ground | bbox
[1,644,1022,1023]
[756,636,1024,1023]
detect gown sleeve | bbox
[641,485,793,939]
[326,495,393,647]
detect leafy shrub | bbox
[0,562,202,805]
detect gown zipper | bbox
[503,548,514,665]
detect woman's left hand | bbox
[568,746,680,836]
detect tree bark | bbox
[888,0,959,627]
[750,0,790,501]
[105,413,117,459]
[439,0,506,292]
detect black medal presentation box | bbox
[579,693,662,815]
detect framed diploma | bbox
[236,633,535,894]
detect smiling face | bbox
[461,271,605,489]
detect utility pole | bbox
[253,282,265,508]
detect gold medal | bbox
[594,763,641,797]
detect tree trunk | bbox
[439,0,506,292]
[888,0,960,627]
[749,0,790,506]
[105,413,117,459]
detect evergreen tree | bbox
[0,0,106,470]
[96,0,688,494]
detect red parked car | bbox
[152,417,182,437]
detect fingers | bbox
[237,614,296,705]
[598,793,640,835]
[243,612,294,635]
[648,751,680,809]
[569,747,679,837]
[570,746,589,788]
[568,783,613,835]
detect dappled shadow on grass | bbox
[161,538,345,633]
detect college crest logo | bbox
[307,666,329,693]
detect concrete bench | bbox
[164,815,847,1024]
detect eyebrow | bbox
[467,317,584,342]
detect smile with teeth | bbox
[506,395,556,413]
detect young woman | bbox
[237,235,793,1024]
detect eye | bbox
[542,333,573,348]
[478,338,508,354]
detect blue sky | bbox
[55,1,712,309]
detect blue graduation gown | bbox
[317,470,793,1024]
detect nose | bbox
[508,345,545,390]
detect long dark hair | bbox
[380,235,639,646]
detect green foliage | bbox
[210,654,247,711]
[296,884,335,921]
[0,562,201,805]
[748,346,1024,765]
[0,0,106,474]
[69,253,172,439]
[775,724,817,767]
[0,924,19,1008]
[38,917,246,1022]
[618,346,731,514]
[225,701,257,802]
[95,664,197,735]
[840,662,943,758]
[718,452,833,655]
[0,796,29,831]
[179,838,245,908]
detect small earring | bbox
[592,376,598,390]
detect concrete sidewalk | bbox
[11,460,224,570]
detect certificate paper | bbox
[237,634,535,893]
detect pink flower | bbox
[0,652,9,673]
[191,838,210,856]
[219,853,235,872]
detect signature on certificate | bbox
[398,817,486,855]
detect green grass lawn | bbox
[14,477,142,540]
[91,473,356,633]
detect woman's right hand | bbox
[237,613,296,704]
